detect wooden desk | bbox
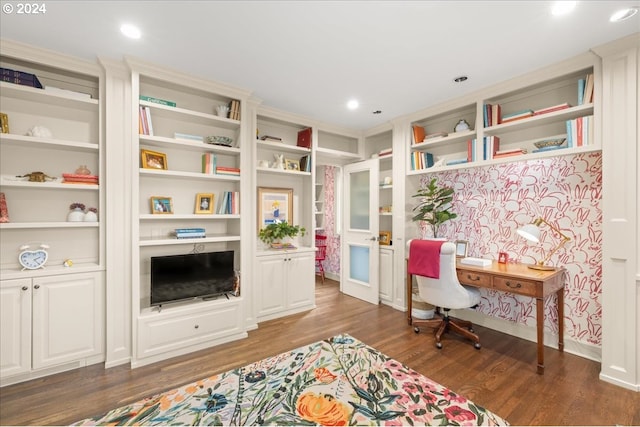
[406,260,566,374]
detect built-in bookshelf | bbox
[408,64,598,175]
[128,59,249,366]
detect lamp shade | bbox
[517,223,540,243]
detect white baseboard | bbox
[599,372,640,392]
[324,272,340,282]
[451,309,602,363]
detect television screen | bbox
[150,250,235,306]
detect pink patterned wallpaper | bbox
[320,153,602,346]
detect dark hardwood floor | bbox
[1,278,638,426]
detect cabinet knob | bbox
[34,284,40,289]
[466,274,481,282]
[505,281,522,289]
[22,286,28,291]
[194,324,199,329]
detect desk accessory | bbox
[19,243,49,270]
[460,257,491,267]
[517,217,571,270]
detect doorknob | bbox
[367,236,379,241]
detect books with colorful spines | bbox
[533,102,571,116]
[482,136,500,160]
[424,131,448,140]
[483,103,491,127]
[501,109,533,123]
[140,95,176,107]
[202,153,217,174]
[139,106,151,135]
[412,125,425,144]
[215,166,240,175]
[467,139,477,162]
[297,128,312,148]
[492,104,501,126]
[0,68,43,88]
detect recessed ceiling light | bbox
[347,99,359,110]
[551,1,577,16]
[610,7,638,22]
[454,76,468,83]
[120,23,141,39]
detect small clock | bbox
[18,244,49,270]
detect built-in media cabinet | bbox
[0,40,105,386]
[127,58,250,367]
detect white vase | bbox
[84,210,98,222]
[67,208,85,222]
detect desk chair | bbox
[407,240,481,349]
[315,234,327,283]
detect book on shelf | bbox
[531,145,567,153]
[174,132,203,142]
[483,136,500,160]
[202,153,217,174]
[175,232,206,239]
[378,147,392,156]
[0,67,43,89]
[297,127,312,148]
[260,135,282,142]
[228,99,240,120]
[578,78,586,105]
[215,166,240,176]
[583,73,594,104]
[140,95,176,107]
[565,115,593,148]
[483,103,502,127]
[446,158,468,166]
[217,191,240,214]
[410,151,434,170]
[533,102,571,116]
[300,154,311,172]
[501,109,533,123]
[425,131,448,140]
[138,105,153,136]
[412,125,426,144]
[467,139,477,162]
[175,228,206,233]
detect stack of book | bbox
[140,95,176,107]
[378,147,392,158]
[202,153,217,174]
[228,99,241,120]
[174,228,206,239]
[425,131,448,140]
[138,106,153,135]
[483,103,502,126]
[446,158,468,166]
[215,166,240,176]
[565,115,593,148]
[501,109,533,124]
[1,67,43,89]
[217,191,239,214]
[533,102,571,116]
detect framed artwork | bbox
[195,193,214,214]
[379,231,391,245]
[455,240,468,257]
[141,149,168,170]
[150,196,173,214]
[285,158,300,171]
[0,113,9,134]
[257,187,293,231]
[498,251,509,264]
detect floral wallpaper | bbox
[419,152,602,346]
[319,153,602,346]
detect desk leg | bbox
[558,288,564,352]
[536,297,544,374]
[406,260,413,325]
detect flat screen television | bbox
[150,250,235,306]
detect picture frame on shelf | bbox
[285,158,300,171]
[141,149,168,170]
[195,193,214,214]
[455,240,468,257]
[257,187,293,231]
[379,231,391,245]
[150,196,173,214]
[0,112,9,134]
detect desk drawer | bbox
[457,270,492,287]
[493,277,538,297]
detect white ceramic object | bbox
[67,208,85,222]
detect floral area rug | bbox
[73,334,508,426]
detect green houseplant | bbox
[258,220,306,247]
[412,178,457,238]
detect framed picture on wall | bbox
[257,187,293,231]
[195,193,214,214]
[150,196,173,214]
[141,149,168,170]
[379,231,391,245]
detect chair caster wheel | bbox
[474,342,481,350]
[436,342,443,349]
[414,327,420,334]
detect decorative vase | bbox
[75,165,91,175]
[84,210,98,222]
[67,207,85,222]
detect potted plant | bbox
[411,178,457,238]
[258,220,306,248]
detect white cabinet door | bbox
[379,247,394,304]
[32,272,104,369]
[0,279,31,378]
[287,252,315,309]
[255,254,287,318]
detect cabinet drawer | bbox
[457,270,492,287]
[493,277,538,297]
[138,302,242,358]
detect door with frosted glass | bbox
[341,159,379,304]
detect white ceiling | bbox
[1,1,639,130]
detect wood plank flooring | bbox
[1,278,638,426]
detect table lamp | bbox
[516,217,570,271]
